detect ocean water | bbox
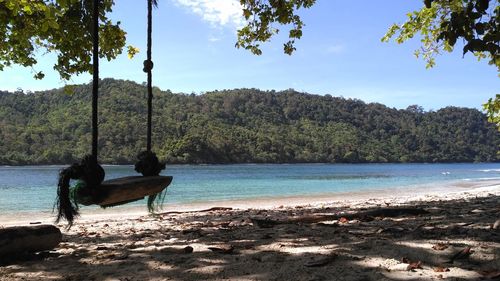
[0,163,499,217]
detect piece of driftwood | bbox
[92,176,172,206]
[0,225,62,257]
[208,245,235,254]
[251,207,429,228]
[159,207,233,215]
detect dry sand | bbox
[0,180,499,280]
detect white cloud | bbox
[172,0,245,28]
[208,35,221,42]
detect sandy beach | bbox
[0,180,499,280]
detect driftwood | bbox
[0,225,62,257]
[159,207,233,215]
[251,207,429,228]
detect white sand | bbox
[0,179,499,280]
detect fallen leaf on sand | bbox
[401,258,423,271]
[433,267,450,272]
[304,254,337,267]
[407,261,423,271]
[432,243,449,251]
[338,217,349,223]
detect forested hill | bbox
[1,78,499,165]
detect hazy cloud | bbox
[325,44,345,54]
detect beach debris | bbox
[338,217,349,223]
[433,267,450,272]
[492,219,500,230]
[183,246,194,254]
[407,261,423,271]
[479,270,500,279]
[304,254,337,267]
[250,207,429,227]
[432,243,449,251]
[208,245,234,254]
[376,226,406,235]
[449,246,473,262]
[160,207,233,215]
[401,258,423,271]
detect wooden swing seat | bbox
[89,176,172,207]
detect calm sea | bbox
[1,163,499,219]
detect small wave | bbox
[462,177,500,181]
[441,172,451,175]
[477,169,500,172]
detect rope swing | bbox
[55,0,171,226]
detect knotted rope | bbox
[55,155,105,226]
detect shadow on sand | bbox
[1,194,499,280]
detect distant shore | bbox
[2,161,500,167]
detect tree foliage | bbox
[0,0,126,79]
[0,79,498,165]
[236,0,316,55]
[382,0,499,71]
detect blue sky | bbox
[0,0,498,110]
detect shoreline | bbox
[2,162,500,167]
[2,178,499,227]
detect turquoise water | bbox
[0,163,499,216]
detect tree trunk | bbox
[0,225,62,256]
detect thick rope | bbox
[92,0,99,159]
[145,0,153,152]
[135,150,166,211]
[55,155,105,227]
[137,0,167,212]
[135,151,165,177]
[54,0,104,227]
